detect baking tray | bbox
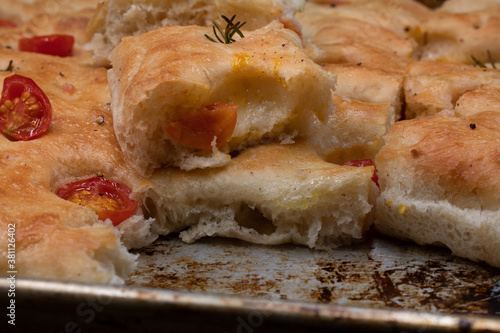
[2,232,500,332]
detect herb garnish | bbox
[471,50,497,69]
[205,15,246,44]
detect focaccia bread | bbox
[322,63,404,119]
[0,49,155,284]
[307,0,431,37]
[454,82,500,117]
[0,0,101,25]
[415,0,500,65]
[374,111,500,268]
[404,60,500,118]
[0,1,100,60]
[296,2,418,75]
[0,48,376,283]
[108,23,336,174]
[303,94,394,164]
[137,142,376,249]
[86,0,305,66]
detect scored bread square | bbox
[374,111,500,268]
[415,0,500,66]
[108,23,336,174]
[297,2,419,59]
[296,1,421,76]
[306,0,431,37]
[403,60,500,119]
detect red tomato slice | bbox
[166,102,238,150]
[0,74,52,141]
[0,19,17,28]
[342,159,379,187]
[57,177,137,226]
[18,34,74,57]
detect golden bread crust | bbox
[308,0,431,37]
[0,3,99,60]
[0,49,143,282]
[404,60,500,118]
[417,1,500,65]
[376,112,500,210]
[454,82,500,117]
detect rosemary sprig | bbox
[205,15,246,44]
[471,50,497,69]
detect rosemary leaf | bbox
[205,15,246,44]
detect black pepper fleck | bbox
[470,123,476,129]
[97,115,105,125]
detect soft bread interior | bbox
[375,192,500,268]
[137,143,376,249]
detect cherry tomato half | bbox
[19,34,74,57]
[56,177,137,226]
[0,74,52,141]
[0,19,17,28]
[166,102,238,150]
[342,159,379,187]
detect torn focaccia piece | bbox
[299,63,401,164]
[374,111,500,268]
[322,63,404,120]
[108,23,336,174]
[404,60,500,119]
[137,142,376,249]
[416,0,500,66]
[87,0,306,66]
[302,94,394,164]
